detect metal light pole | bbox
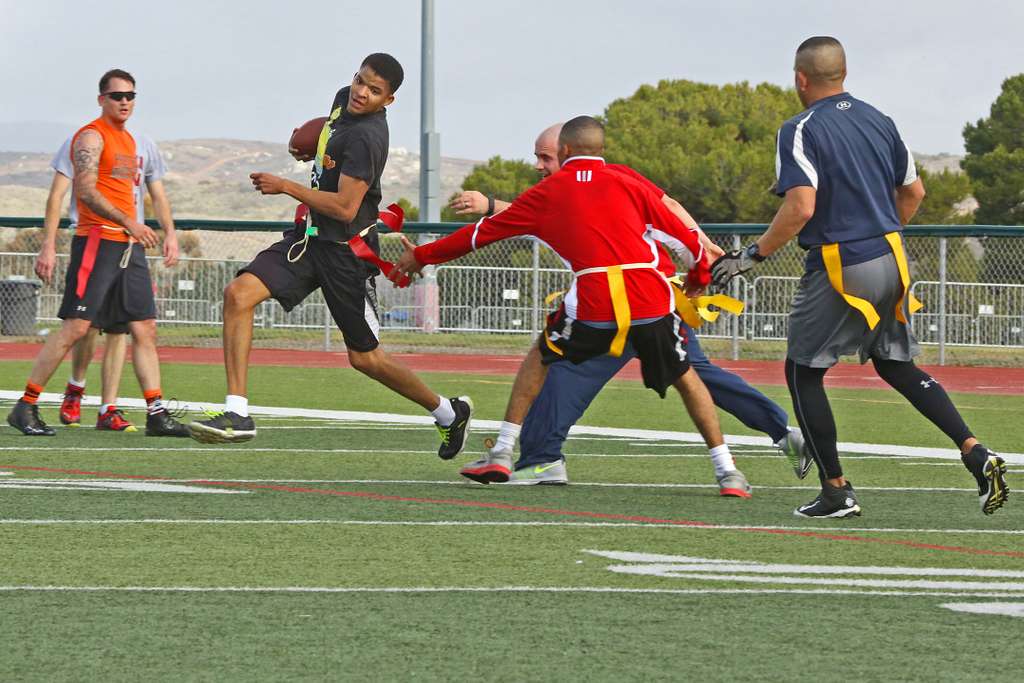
[419,0,440,222]
[417,0,441,333]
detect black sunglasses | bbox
[103,91,136,102]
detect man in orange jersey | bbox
[6,69,188,437]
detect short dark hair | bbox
[794,37,846,83]
[99,69,135,94]
[558,115,605,155]
[796,35,843,54]
[361,53,404,93]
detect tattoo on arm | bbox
[72,138,100,177]
[71,130,130,227]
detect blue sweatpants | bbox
[517,323,789,468]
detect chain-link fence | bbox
[1,219,1022,364]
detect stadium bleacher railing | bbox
[1,218,1022,365]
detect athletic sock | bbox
[785,359,843,480]
[67,377,86,392]
[21,382,44,405]
[431,396,456,427]
[709,444,736,477]
[495,421,521,451]
[143,389,164,415]
[100,404,116,415]
[225,394,249,418]
[871,359,973,447]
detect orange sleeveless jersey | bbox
[71,117,140,242]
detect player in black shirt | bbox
[189,53,473,459]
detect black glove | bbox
[710,243,766,288]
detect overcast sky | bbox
[2,0,1022,160]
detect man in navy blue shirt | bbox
[712,36,1008,518]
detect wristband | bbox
[745,243,766,262]
[486,195,496,216]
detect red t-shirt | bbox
[415,157,709,322]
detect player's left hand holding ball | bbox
[250,172,286,195]
[711,243,766,288]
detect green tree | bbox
[911,167,973,226]
[395,197,419,221]
[962,74,1024,225]
[440,155,539,222]
[602,80,803,222]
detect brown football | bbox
[288,116,328,157]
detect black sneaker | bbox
[145,408,190,437]
[187,410,256,443]
[7,399,56,436]
[962,444,1009,515]
[436,396,473,460]
[794,481,861,518]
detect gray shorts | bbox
[787,251,920,368]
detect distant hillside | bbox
[916,153,964,174]
[0,140,966,221]
[0,139,481,220]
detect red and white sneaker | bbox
[717,469,752,498]
[96,407,137,432]
[60,389,83,426]
[460,446,513,484]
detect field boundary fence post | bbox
[731,233,742,361]
[938,236,947,366]
[531,239,540,336]
[323,305,332,352]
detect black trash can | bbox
[0,279,42,336]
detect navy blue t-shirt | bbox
[775,92,917,270]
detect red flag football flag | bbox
[349,233,411,288]
[378,203,405,232]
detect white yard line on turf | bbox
[0,447,894,460]
[0,585,1018,597]
[257,426,431,430]
[1,519,1021,535]
[3,390,1022,463]
[0,477,981,492]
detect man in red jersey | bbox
[394,116,735,466]
[444,123,802,491]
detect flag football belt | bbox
[544,263,745,358]
[666,276,745,328]
[558,261,661,358]
[76,225,133,298]
[286,203,411,288]
[820,231,923,330]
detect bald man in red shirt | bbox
[394,115,737,473]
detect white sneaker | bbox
[717,469,752,498]
[776,427,813,480]
[460,447,513,484]
[505,459,569,486]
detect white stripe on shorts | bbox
[364,297,380,340]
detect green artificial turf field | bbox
[1,359,1022,681]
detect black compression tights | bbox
[785,358,976,482]
[871,358,974,448]
[785,359,842,480]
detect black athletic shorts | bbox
[539,308,691,398]
[240,234,381,352]
[58,235,156,328]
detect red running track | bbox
[1,343,1022,395]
